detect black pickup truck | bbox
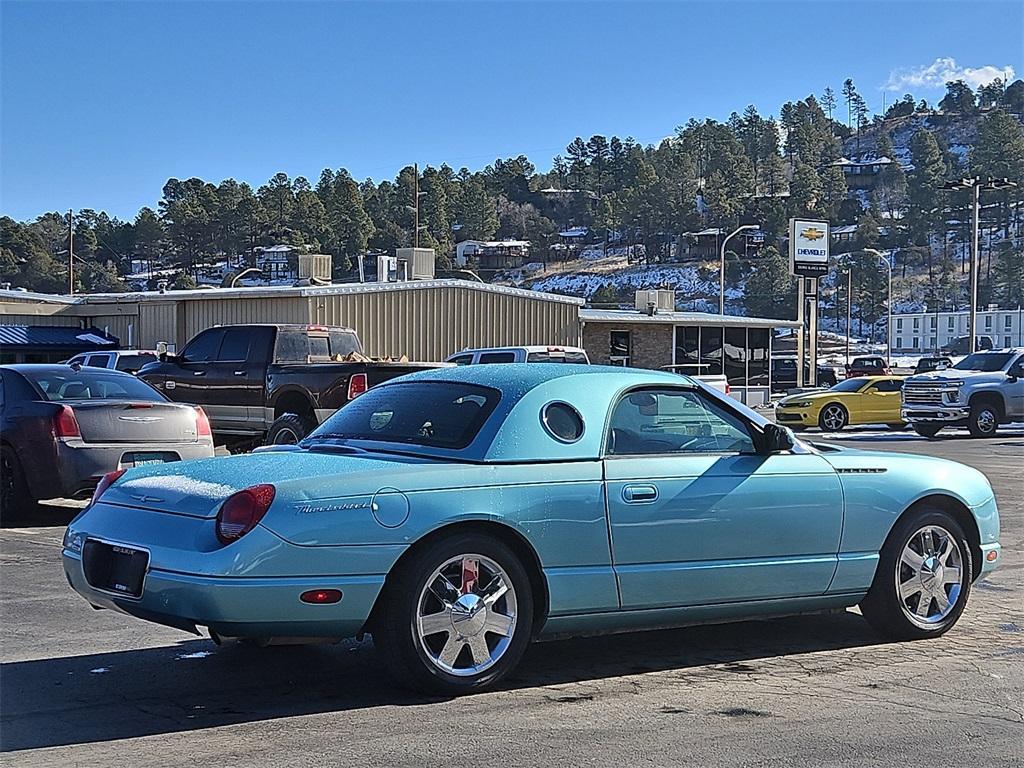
[139,324,444,446]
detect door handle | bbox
[233,371,245,376]
[193,371,205,376]
[622,484,659,503]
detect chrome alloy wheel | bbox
[415,554,518,677]
[821,405,846,431]
[897,525,963,626]
[975,407,997,434]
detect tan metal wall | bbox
[137,302,180,349]
[0,312,80,327]
[182,296,309,344]
[311,285,580,359]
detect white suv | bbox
[65,350,159,375]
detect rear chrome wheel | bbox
[861,509,972,640]
[376,532,534,694]
[415,554,517,676]
[967,402,999,438]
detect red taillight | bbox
[53,405,81,438]
[347,373,368,400]
[90,469,125,507]
[216,484,276,544]
[300,589,343,604]
[194,407,212,437]
[725,383,732,395]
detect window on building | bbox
[912,337,920,349]
[724,327,747,387]
[699,326,723,376]
[896,337,903,349]
[948,316,955,330]
[1005,315,1013,330]
[747,328,769,387]
[897,318,903,330]
[674,326,700,370]
[913,318,919,330]
[609,330,631,366]
[1005,336,1012,347]
[985,315,992,329]
[930,316,937,329]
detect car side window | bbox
[872,379,902,393]
[180,329,224,364]
[217,328,251,362]
[449,355,473,366]
[607,388,755,456]
[87,354,113,368]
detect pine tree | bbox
[744,246,796,319]
[821,87,837,122]
[789,162,823,217]
[906,129,946,245]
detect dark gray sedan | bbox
[0,364,215,519]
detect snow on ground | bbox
[529,263,722,301]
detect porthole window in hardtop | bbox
[541,402,585,443]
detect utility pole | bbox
[413,163,420,249]
[68,209,75,295]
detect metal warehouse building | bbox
[0,280,583,362]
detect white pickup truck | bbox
[901,348,1024,437]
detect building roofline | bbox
[0,279,585,307]
[579,308,801,328]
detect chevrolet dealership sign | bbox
[789,218,829,276]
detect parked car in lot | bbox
[63,364,1000,694]
[660,363,730,395]
[902,348,1024,438]
[139,324,445,446]
[446,345,590,365]
[913,356,953,375]
[0,364,215,518]
[775,376,907,432]
[65,349,159,374]
[941,335,993,356]
[770,356,839,391]
[845,355,892,378]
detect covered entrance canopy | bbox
[0,325,119,364]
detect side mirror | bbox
[760,423,795,454]
[1008,365,1022,382]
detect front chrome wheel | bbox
[819,404,847,431]
[897,525,963,627]
[416,554,517,676]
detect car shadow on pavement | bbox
[1,610,887,752]
[1,503,81,529]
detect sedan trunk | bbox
[69,401,200,443]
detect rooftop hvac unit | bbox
[634,289,675,314]
[396,248,436,281]
[298,253,332,282]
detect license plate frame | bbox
[82,539,150,599]
[121,452,169,468]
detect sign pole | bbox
[796,277,805,389]
[808,277,818,387]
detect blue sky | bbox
[2,1,1021,221]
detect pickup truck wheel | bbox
[266,413,313,445]
[376,533,534,695]
[1,446,34,523]
[967,401,999,438]
[860,508,971,640]
[912,425,943,439]
[818,403,848,432]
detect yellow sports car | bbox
[775,375,907,432]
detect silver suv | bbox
[902,348,1024,438]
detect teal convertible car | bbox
[63,365,1001,694]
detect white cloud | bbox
[883,57,1016,92]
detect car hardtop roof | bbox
[453,345,588,354]
[2,363,136,376]
[392,362,693,391]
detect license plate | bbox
[82,540,149,598]
[123,452,166,467]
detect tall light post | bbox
[939,177,1018,354]
[719,224,758,315]
[860,248,892,365]
[841,265,852,365]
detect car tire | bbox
[0,445,34,523]
[967,401,1000,438]
[788,425,807,432]
[265,413,314,445]
[912,425,943,438]
[375,532,534,695]
[859,508,972,641]
[818,403,848,432]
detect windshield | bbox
[25,369,165,402]
[952,352,1014,373]
[828,378,867,393]
[307,381,501,449]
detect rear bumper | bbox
[55,439,215,498]
[62,548,385,639]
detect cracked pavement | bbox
[1,432,1021,767]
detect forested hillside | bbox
[3,77,1023,331]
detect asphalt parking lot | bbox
[2,428,1022,767]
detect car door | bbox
[162,327,225,414]
[603,386,844,609]
[1007,354,1024,419]
[859,378,903,424]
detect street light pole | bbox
[843,267,852,366]
[939,177,1018,354]
[861,248,892,366]
[719,224,758,315]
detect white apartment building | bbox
[890,306,1024,352]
